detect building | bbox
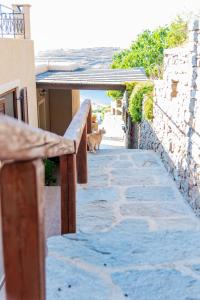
[0,4,37,126]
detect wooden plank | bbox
[36,82,126,91]
[64,99,91,152]
[60,154,76,234]
[0,115,74,161]
[76,124,87,184]
[0,159,46,300]
[87,105,92,134]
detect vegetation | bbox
[143,94,154,121]
[111,17,187,79]
[107,17,188,123]
[166,18,188,48]
[93,105,111,120]
[44,159,57,186]
[128,82,154,122]
[107,82,137,101]
[101,105,110,119]
[107,90,123,101]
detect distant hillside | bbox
[36,47,120,70]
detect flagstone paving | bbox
[47,149,200,300]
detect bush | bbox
[107,82,137,102]
[143,94,154,121]
[166,17,188,48]
[128,82,154,123]
[125,82,138,97]
[111,18,187,79]
[107,90,123,101]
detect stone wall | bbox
[139,20,200,215]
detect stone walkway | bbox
[47,148,200,300]
[100,113,124,149]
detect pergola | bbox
[36,68,147,90]
[36,68,148,147]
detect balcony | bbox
[0,4,31,39]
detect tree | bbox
[110,18,187,79]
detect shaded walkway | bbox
[47,149,200,300]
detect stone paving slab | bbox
[47,149,200,300]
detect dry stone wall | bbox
[140,20,200,215]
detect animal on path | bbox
[87,128,106,153]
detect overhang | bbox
[36,68,147,91]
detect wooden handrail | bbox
[0,99,91,160]
[0,99,92,300]
[64,99,91,152]
[60,99,91,234]
[0,115,74,161]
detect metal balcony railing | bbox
[0,4,25,38]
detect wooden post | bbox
[60,154,76,234]
[76,124,87,184]
[87,105,92,134]
[0,159,46,300]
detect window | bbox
[0,89,18,118]
[171,80,179,98]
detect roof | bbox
[36,68,147,90]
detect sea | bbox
[80,90,111,106]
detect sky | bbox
[2,0,200,54]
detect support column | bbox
[60,154,76,234]
[0,159,45,300]
[77,124,87,184]
[87,105,92,134]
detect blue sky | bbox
[2,0,200,53]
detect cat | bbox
[87,128,106,153]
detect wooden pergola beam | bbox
[36,82,126,91]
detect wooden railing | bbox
[0,99,92,300]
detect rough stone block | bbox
[125,186,180,202]
[188,19,200,32]
[120,202,188,218]
[112,269,200,300]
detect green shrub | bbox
[166,17,188,48]
[44,159,57,186]
[128,82,154,123]
[107,90,123,101]
[110,18,187,79]
[107,82,137,101]
[125,82,138,97]
[144,94,154,121]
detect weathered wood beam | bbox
[0,115,74,161]
[87,105,92,134]
[36,82,126,91]
[64,99,91,152]
[76,124,87,184]
[0,159,46,300]
[60,154,77,234]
